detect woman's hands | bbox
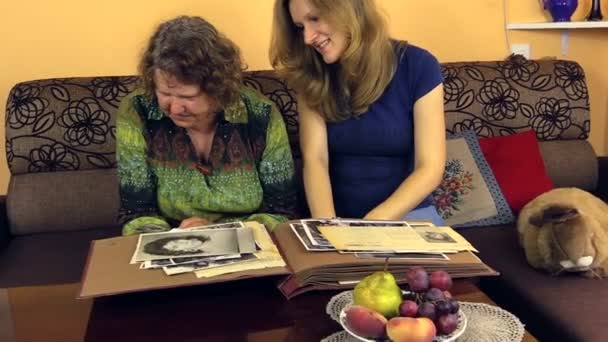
[179,216,211,229]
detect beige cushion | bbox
[7,169,119,235]
[539,140,597,191]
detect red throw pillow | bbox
[478,130,553,213]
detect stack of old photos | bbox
[275,218,496,298]
[130,221,286,278]
[290,218,477,260]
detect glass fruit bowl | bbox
[339,305,467,342]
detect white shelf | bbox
[507,21,608,30]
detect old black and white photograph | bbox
[163,253,258,275]
[133,228,241,262]
[300,219,339,246]
[142,254,243,269]
[420,231,456,243]
[338,219,411,227]
[290,223,336,251]
[354,252,449,260]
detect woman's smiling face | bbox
[288,0,349,64]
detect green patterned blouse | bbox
[117,86,297,235]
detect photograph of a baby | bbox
[133,229,241,262]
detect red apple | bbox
[345,305,388,339]
[386,317,437,342]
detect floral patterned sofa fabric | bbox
[441,56,590,140]
[6,77,138,175]
[3,57,596,234]
[5,57,590,177]
[243,71,300,161]
[5,73,300,176]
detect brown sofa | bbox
[2,56,607,341]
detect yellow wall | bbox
[1,0,607,194]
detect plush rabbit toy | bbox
[517,188,608,277]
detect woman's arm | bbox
[298,97,337,218]
[116,92,171,235]
[364,84,446,220]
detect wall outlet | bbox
[510,43,531,59]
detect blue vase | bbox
[544,0,578,22]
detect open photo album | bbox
[79,220,498,299]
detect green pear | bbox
[353,271,402,319]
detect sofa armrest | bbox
[595,156,608,202]
[0,196,11,251]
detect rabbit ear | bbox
[528,212,545,227]
[541,205,580,225]
[529,205,579,227]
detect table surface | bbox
[2,278,537,342]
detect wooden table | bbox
[2,278,536,342]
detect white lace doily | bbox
[323,291,525,342]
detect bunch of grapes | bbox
[398,267,460,335]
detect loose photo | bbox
[354,252,449,260]
[163,253,258,275]
[290,223,336,251]
[300,219,340,246]
[132,228,240,262]
[141,254,242,269]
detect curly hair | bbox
[139,16,246,107]
[270,0,396,122]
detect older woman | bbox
[117,16,296,235]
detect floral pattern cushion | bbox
[432,130,514,228]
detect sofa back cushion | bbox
[539,140,597,190]
[441,57,589,140]
[5,72,305,235]
[7,169,119,234]
[4,57,595,234]
[6,77,138,175]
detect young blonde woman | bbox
[270,0,446,224]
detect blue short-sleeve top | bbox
[326,43,443,218]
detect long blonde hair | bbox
[270,0,396,122]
